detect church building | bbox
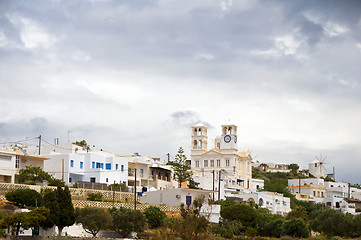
[190,122,253,189]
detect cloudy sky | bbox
[1,0,361,183]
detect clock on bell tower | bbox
[220,124,238,150]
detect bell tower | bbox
[220,124,238,150]
[191,122,208,156]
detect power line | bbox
[0,137,39,145]
[41,139,74,150]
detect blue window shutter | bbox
[106,163,111,170]
[92,162,95,168]
[70,160,74,167]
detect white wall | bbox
[44,152,128,185]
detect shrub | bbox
[144,206,167,229]
[282,218,309,238]
[5,189,42,208]
[87,192,103,201]
[109,207,146,237]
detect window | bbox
[106,163,111,170]
[226,159,230,167]
[116,164,119,170]
[313,191,316,196]
[96,162,100,168]
[186,195,192,205]
[217,159,220,167]
[15,155,20,168]
[80,162,83,169]
[210,160,214,167]
[100,163,104,169]
[90,177,96,182]
[70,160,74,167]
[196,160,199,167]
[106,178,108,183]
[140,168,144,177]
[69,178,72,182]
[204,160,208,167]
[92,162,95,168]
[121,165,124,172]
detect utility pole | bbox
[113,180,115,207]
[218,170,221,201]
[212,170,215,201]
[167,153,170,163]
[38,135,41,155]
[62,158,64,182]
[298,177,301,194]
[134,168,137,210]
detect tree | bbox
[73,140,88,148]
[288,163,299,172]
[1,207,49,236]
[169,147,192,188]
[75,207,113,237]
[19,166,53,184]
[282,218,309,238]
[144,206,167,229]
[310,208,352,238]
[109,207,145,238]
[39,187,75,235]
[173,197,210,240]
[56,186,75,235]
[5,189,42,208]
[40,189,59,229]
[220,204,257,228]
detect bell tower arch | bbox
[191,122,208,156]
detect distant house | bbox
[126,155,177,193]
[141,188,220,223]
[226,191,291,215]
[0,144,48,183]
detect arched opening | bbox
[193,140,197,149]
[198,140,203,149]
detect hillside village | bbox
[1,122,361,238]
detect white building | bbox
[0,144,48,183]
[126,155,177,193]
[226,191,291,215]
[141,188,221,223]
[23,143,128,185]
[308,160,326,178]
[43,151,128,185]
[324,181,350,198]
[190,123,253,190]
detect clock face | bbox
[224,135,231,143]
[234,135,237,143]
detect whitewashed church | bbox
[190,122,253,191]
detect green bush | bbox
[144,206,167,229]
[282,218,309,238]
[109,207,146,237]
[5,189,42,208]
[87,193,103,201]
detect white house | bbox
[141,188,221,223]
[324,181,350,198]
[226,192,291,215]
[190,123,253,190]
[22,143,128,185]
[126,155,178,193]
[43,151,128,185]
[0,144,48,184]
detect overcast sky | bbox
[1,0,361,183]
